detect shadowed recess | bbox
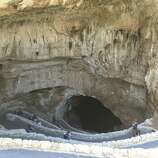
[64,95,123,133]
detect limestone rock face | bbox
[0,0,158,127]
[0,0,83,10]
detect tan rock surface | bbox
[0,0,158,128]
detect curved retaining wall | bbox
[0,135,158,158]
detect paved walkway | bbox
[0,150,100,158]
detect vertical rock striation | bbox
[0,0,158,128]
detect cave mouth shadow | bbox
[64,95,123,133]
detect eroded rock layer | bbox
[0,0,158,129]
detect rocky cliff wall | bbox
[0,0,158,127]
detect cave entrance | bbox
[64,95,123,133]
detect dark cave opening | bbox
[64,95,123,133]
